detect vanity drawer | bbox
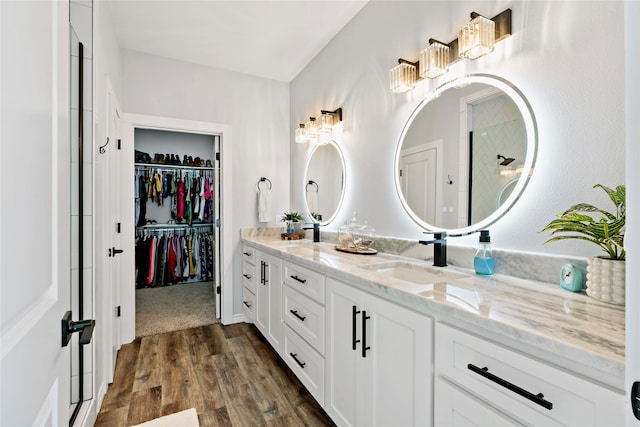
[242,261,256,293]
[242,245,255,265]
[283,261,325,304]
[283,324,325,406]
[242,286,256,322]
[283,285,325,354]
[435,323,623,426]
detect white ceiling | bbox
[106,0,369,82]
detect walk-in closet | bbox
[133,128,220,337]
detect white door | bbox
[400,141,442,225]
[1,1,72,425]
[107,82,123,376]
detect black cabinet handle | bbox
[290,275,307,284]
[352,305,361,350]
[467,364,553,410]
[243,301,252,308]
[243,251,252,256]
[243,274,252,280]
[290,309,306,322]
[260,261,266,285]
[362,310,371,358]
[264,262,269,285]
[290,352,306,368]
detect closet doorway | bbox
[119,114,233,344]
[134,128,219,337]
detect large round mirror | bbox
[394,74,537,235]
[303,139,346,225]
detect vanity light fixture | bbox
[390,59,418,93]
[389,8,511,93]
[419,39,450,79]
[295,124,309,144]
[458,12,495,60]
[295,108,344,145]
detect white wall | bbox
[119,50,290,317]
[290,1,625,258]
[625,1,640,424]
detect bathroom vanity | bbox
[241,234,624,426]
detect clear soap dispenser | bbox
[474,230,495,275]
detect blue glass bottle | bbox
[474,230,495,275]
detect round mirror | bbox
[394,74,537,235]
[303,139,346,225]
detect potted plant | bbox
[542,184,625,304]
[281,211,305,234]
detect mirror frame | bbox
[303,139,346,226]
[394,74,538,235]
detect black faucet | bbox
[303,220,322,242]
[418,232,447,267]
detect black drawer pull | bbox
[290,309,306,322]
[467,364,553,410]
[290,275,307,284]
[243,300,252,308]
[243,274,252,279]
[243,251,252,256]
[290,352,306,368]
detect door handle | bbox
[61,311,95,347]
[109,247,124,257]
[352,305,361,350]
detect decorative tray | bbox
[335,244,378,255]
[281,232,306,241]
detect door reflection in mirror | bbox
[395,74,537,235]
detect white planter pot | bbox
[586,257,625,305]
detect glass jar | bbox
[356,222,375,250]
[338,221,353,247]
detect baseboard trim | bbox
[230,313,245,324]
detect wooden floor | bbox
[95,323,335,426]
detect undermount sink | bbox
[359,261,468,285]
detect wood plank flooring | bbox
[95,323,335,427]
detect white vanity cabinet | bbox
[281,260,327,405]
[241,245,256,321]
[434,323,624,427]
[325,277,433,427]
[254,249,283,353]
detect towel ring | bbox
[257,177,272,191]
[306,180,319,192]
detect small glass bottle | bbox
[474,230,495,275]
[338,221,353,247]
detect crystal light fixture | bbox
[295,124,308,143]
[389,60,417,93]
[458,13,495,60]
[419,39,450,79]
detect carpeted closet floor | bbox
[136,281,217,337]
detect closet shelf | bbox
[135,162,216,171]
[137,223,213,230]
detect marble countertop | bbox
[242,235,625,386]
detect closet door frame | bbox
[119,113,233,344]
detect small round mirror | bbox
[303,140,346,225]
[394,74,537,235]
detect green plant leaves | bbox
[542,184,625,259]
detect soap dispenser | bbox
[474,230,495,275]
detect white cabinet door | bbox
[362,293,432,427]
[326,278,433,427]
[255,250,283,352]
[435,378,518,427]
[326,279,363,427]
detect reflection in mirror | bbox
[395,74,537,235]
[303,140,346,225]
